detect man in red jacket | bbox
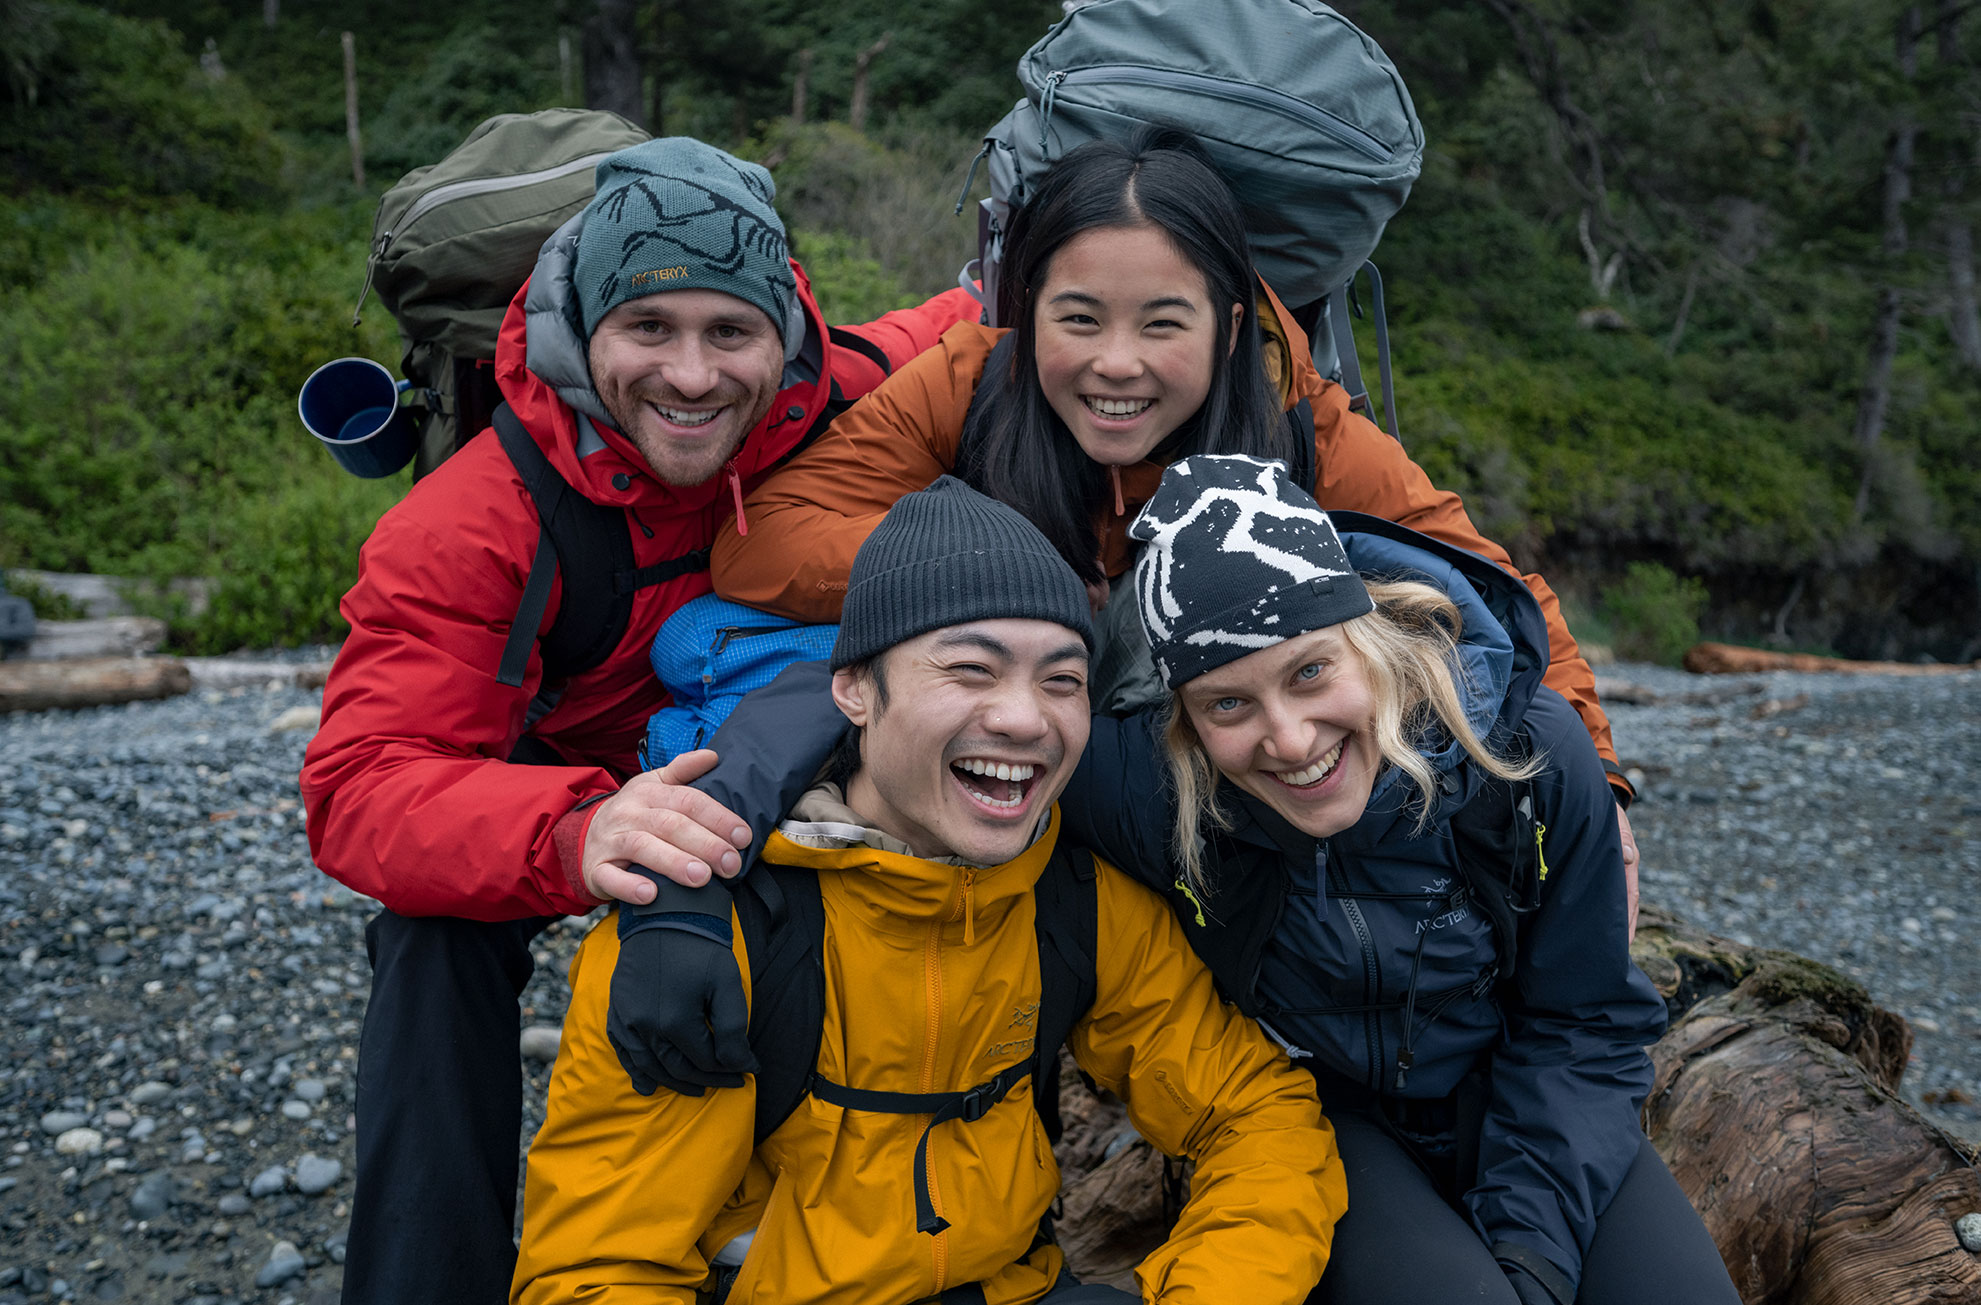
[299,137,978,1305]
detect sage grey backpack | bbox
[963,0,1424,435]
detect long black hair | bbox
[955,124,1295,586]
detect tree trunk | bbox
[1851,7,1921,525]
[1049,904,1981,1302]
[583,0,644,128]
[263,0,277,28]
[849,34,890,135]
[0,657,190,714]
[341,31,364,189]
[1948,219,1981,370]
[791,48,812,125]
[1935,1,1981,371]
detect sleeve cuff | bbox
[552,793,614,907]
[1601,759,1635,810]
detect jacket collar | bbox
[765,788,1061,938]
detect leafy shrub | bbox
[362,25,562,182]
[755,121,981,300]
[789,229,922,323]
[151,470,400,653]
[1,2,285,207]
[0,190,400,649]
[1598,562,1709,666]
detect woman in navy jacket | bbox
[1062,453,1735,1305]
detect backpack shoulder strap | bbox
[737,866,827,1148]
[1029,840,1100,1138]
[492,403,711,689]
[1284,398,1317,495]
[825,324,894,381]
[1447,731,1543,988]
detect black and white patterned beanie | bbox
[1130,454,1374,688]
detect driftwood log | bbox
[1050,905,1981,1302]
[0,655,191,713]
[24,616,167,660]
[1684,642,1979,676]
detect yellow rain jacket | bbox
[512,799,1345,1305]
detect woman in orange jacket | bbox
[708,126,1638,899]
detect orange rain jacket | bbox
[710,290,1622,783]
[511,802,1346,1305]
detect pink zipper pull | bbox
[726,462,749,536]
[1110,465,1126,517]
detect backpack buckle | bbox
[957,1086,993,1124]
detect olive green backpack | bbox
[351,108,649,478]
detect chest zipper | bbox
[1329,850,1384,1091]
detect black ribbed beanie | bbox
[830,476,1094,670]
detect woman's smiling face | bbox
[1179,625,1381,839]
[1031,223,1240,468]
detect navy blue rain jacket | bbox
[1061,518,1667,1298]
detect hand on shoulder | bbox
[581,750,752,902]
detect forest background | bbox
[1,0,1976,664]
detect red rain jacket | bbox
[300,268,980,920]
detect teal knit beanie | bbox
[575,137,799,352]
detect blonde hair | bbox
[1160,579,1543,893]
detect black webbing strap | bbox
[614,548,712,594]
[826,324,894,378]
[808,1056,1037,1235]
[493,405,575,688]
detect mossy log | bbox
[1050,905,1981,1301]
[1633,905,1981,1304]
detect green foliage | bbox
[362,25,563,182]
[151,472,400,654]
[0,190,399,649]
[1598,563,1709,667]
[755,120,981,305]
[0,0,1972,654]
[1,2,285,206]
[787,230,921,324]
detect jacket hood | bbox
[492,207,830,506]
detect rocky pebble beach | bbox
[0,652,1976,1301]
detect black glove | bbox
[1492,1242,1573,1305]
[606,872,755,1096]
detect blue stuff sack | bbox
[641,594,839,770]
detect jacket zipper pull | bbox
[961,871,977,947]
[725,461,749,536]
[1109,465,1126,517]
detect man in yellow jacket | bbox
[511,477,1347,1305]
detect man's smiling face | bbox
[586,289,785,487]
[831,619,1092,866]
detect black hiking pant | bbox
[1306,1104,1740,1305]
[342,909,557,1305]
